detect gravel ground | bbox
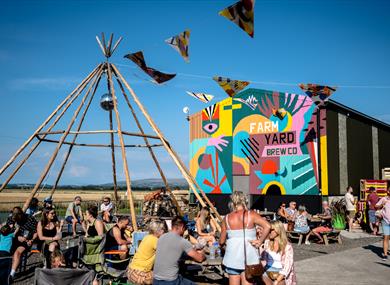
[292,236,382,261]
[11,236,382,285]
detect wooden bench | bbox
[321,230,342,246]
[287,231,309,246]
[19,248,42,272]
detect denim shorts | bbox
[65,216,80,224]
[225,267,244,275]
[294,226,310,233]
[382,220,390,236]
[368,210,377,224]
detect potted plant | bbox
[330,198,347,230]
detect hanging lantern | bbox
[100,93,114,111]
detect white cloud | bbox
[67,164,90,178]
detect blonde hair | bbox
[51,249,65,268]
[148,220,166,235]
[198,207,211,231]
[230,191,248,210]
[269,220,288,254]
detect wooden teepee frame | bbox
[0,34,222,231]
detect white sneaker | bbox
[305,241,310,245]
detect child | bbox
[50,249,66,269]
[0,224,16,257]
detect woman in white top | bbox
[220,191,271,285]
[251,221,296,285]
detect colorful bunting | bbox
[219,0,255,38]
[186,91,214,103]
[124,51,176,84]
[299,83,337,105]
[213,76,250,97]
[165,30,190,62]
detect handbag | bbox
[243,210,264,283]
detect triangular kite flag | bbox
[124,51,176,84]
[186,91,214,103]
[299,83,337,105]
[213,76,250,97]
[219,0,254,38]
[165,30,190,62]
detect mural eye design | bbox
[202,104,220,135]
[203,123,218,134]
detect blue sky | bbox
[0,0,389,185]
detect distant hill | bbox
[7,178,189,190]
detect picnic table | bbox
[184,255,226,280]
[258,211,276,220]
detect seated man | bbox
[305,201,332,244]
[104,216,132,260]
[6,207,38,281]
[43,197,54,210]
[65,196,83,238]
[25,198,39,217]
[100,197,114,223]
[153,216,205,285]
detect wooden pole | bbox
[107,33,114,56]
[35,137,162,148]
[49,68,103,197]
[107,63,138,230]
[101,33,108,57]
[22,65,104,211]
[109,110,119,202]
[0,66,100,192]
[0,66,100,176]
[111,37,123,56]
[111,64,223,226]
[115,78,183,216]
[37,130,160,139]
[96,36,106,57]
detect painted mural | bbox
[190,88,326,195]
[189,98,234,194]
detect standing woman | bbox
[220,191,271,285]
[37,208,63,268]
[195,207,217,246]
[251,221,296,285]
[376,186,390,261]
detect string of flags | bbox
[165,30,190,62]
[186,91,214,103]
[219,0,255,38]
[299,84,337,105]
[213,76,251,97]
[122,0,338,105]
[124,51,176,84]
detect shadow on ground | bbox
[362,244,383,258]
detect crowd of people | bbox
[1,185,390,284]
[0,195,119,283]
[274,199,333,245]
